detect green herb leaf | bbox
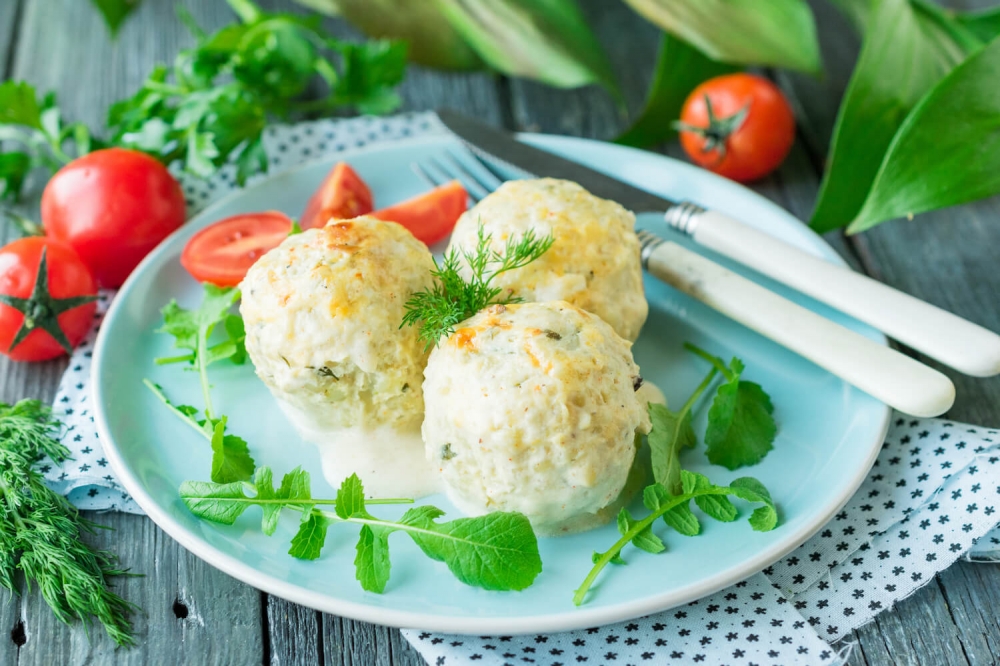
[575,470,778,606]
[616,33,738,148]
[403,509,542,591]
[433,0,620,95]
[697,355,777,470]
[355,524,394,592]
[0,80,43,129]
[90,0,142,36]
[956,6,1000,43]
[0,152,32,202]
[849,35,1000,232]
[809,0,968,232]
[335,473,368,519]
[622,0,821,73]
[289,512,329,560]
[0,401,136,645]
[647,402,696,495]
[402,226,554,348]
[617,508,665,554]
[179,479,250,524]
[208,417,256,484]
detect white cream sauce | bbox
[636,380,667,408]
[276,400,441,499]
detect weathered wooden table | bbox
[3,1,1000,664]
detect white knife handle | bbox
[641,237,956,417]
[669,206,1000,378]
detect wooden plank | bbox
[0,0,20,77]
[323,616,424,666]
[17,511,264,666]
[6,2,267,664]
[266,597,321,666]
[938,562,1000,666]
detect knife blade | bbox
[437,109,678,215]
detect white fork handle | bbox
[684,209,1000,378]
[643,239,956,417]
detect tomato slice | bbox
[181,211,294,287]
[301,162,374,229]
[371,181,468,246]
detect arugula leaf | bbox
[647,402,696,495]
[179,470,541,593]
[617,508,665,555]
[355,524,393,592]
[402,509,542,591]
[157,284,244,419]
[208,417,256,484]
[685,345,777,470]
[289,512,328,560]
[145,381,256,484]
[575,470,778,605]
[616,32,738,149]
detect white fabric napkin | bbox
[38,112,1000,665]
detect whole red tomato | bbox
[0,237,98,362]
[677,74,795,183]
[41,148,186,288]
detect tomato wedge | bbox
[181,211,294,287]
[301,162,374,229]
[371,181,468,246]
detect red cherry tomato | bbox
[301,162,374,229]
[181,211,294,287]
[41,148,186,288]
[371,181,468,246]
[0,237,98,362]
[677,74,795,183]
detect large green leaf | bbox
[433,0,620,95]
[622,0,820,73]
[296,0,484,71]
[956,6,1000,43]
[849,36,1000,232]
[616,33,737,148]
[809,0,968,232]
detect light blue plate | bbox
[94,134,890,634]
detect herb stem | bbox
[678,366,719,418]
[573,487,734,606]
[154,353,195,365]
[143,379,211,441]
[197,325,216,420]
[683,342,732,380]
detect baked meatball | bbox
[447,178,648,341]
[422,301,650,536]
[241,217,436,496]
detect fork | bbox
[410,150,957,418]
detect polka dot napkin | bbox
[40,112,1000,665]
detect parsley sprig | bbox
[180,469,543,593]
[401,226,554,349]
[0,400,136,644]
[148,285,255,483]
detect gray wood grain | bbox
[323,615,424,666]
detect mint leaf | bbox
[289,512,328,560]
[647,402,696,495]
[208,417,255,484]
[355,524,393,593]
[731,477,778,531]
[179,479,250,524]
[704,358,777,470]
[680,469,710,495]
[335,474,367,519]
[0,81,42,128]
[403,510,542,591]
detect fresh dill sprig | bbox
[0,400,136,646]
[401,226,555,348]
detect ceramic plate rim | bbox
[94,132,891,634]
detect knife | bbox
[437,109,1000,380]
